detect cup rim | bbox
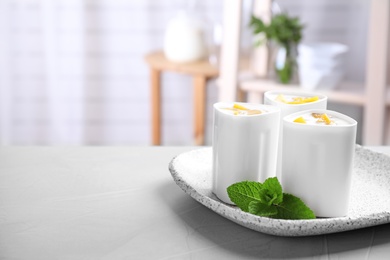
[264,90,328,107]
[283,109,357,128]
[213,102,281,116]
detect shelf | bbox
[239,78,369,106]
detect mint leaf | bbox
[227,181,263,211]
[248,201,278,216]
[227,177,316,220]
[258,177,283,205]
[273,193,316,220]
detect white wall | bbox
[1,0,222,145]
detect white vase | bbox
[163,11,207,63]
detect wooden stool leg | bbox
[150,68,161,145]
[386,107,390,145]
[237,88,246,102]
[193,76,207,145]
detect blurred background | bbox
[0,0,386,146]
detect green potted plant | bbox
[250,13,304,84]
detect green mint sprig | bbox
[227,177,315,220]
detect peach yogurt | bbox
[264,90,328,180]
[282,109,357,217]
[212,102,280,204]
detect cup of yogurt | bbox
[264,90,328,180]
[212,102,281,204]
[282,109,357,217]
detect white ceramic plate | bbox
[169,146,390,236]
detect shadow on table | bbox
[158,180,390,259]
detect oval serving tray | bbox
[169,146,390,237]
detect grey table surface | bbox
[0,146,389,260]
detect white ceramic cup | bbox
[212,102,281,204]
[282,109,357,217]
[264,90,328,181]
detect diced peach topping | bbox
[311,113,323,118]
[293,116,306,124]
[314,113,333,125]
[304,96,319,103]
[275,94,288,103]
[233,103,249,110]
[247,109,262,115]
[320,113,332,125]
[293,113,337,125]
[275,94,319,104]
[222,104,262,116]
[287,96,319,104]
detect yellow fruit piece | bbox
[311,113,323,118]
[247,109,262,115]
[321,113,332,125]
[292,97,303,102]
[293,116,306,124]
[275,94,288,103]
[233,103,249,110]
[287,96,319,104]
[302,96,319,103]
